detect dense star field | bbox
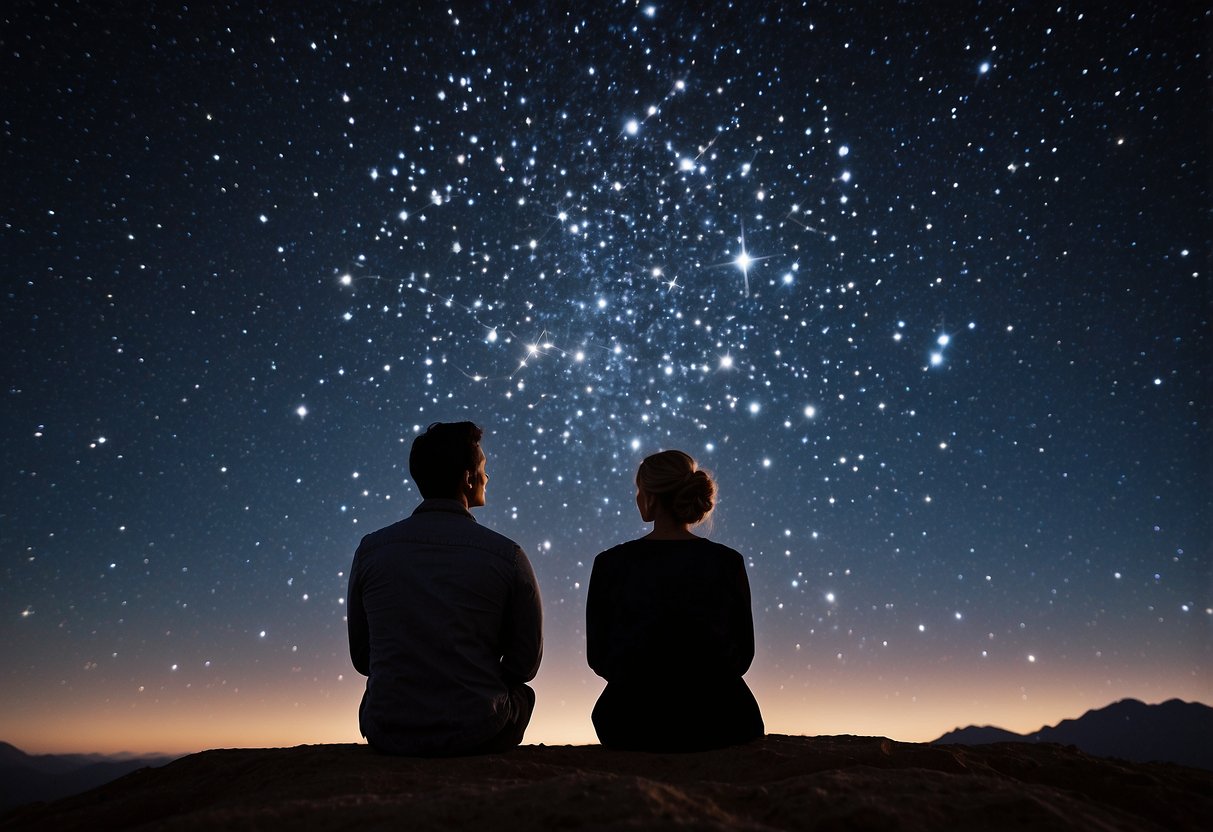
[2,2,1209,754]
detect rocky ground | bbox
[2,734,1209,831]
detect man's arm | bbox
[347,549,370,676]
[500,546,543,684]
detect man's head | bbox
[409,421,488,506]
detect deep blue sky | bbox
[2,1,1209,752]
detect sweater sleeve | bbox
[729,549,756,676]
[585,553,611,679]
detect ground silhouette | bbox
[2,734,1210,831]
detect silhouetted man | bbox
[347,422,543,755]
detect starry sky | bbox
[2,2,1209,755]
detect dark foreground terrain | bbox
[2,734,1209,831]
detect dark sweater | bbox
[585,537,763,750]
[587,537,754,682]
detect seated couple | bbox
[346,421,764,756]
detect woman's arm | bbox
[585,555,612,679]
[730,550,756,676]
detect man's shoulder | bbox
[357,510,523,560]
[463,519,525,556]
[356,516,411,553]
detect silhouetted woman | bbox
[586,450,764,751]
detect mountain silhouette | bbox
[0,743,177,811]
[934,698,1213,770]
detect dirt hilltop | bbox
[2,734,1209,831]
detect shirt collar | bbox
[412,498,477,521]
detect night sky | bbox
[3,2,1209,755]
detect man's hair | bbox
[409,421,484,499]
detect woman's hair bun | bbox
[637,450,716,525]
[671,469,716,525]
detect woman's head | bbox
[636,449,716,526]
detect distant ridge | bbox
[933,698,1213,770]
[0,743,176,811]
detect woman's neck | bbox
[644,517,698,540]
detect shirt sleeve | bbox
[346,547,370,676]
[500,546,543,684]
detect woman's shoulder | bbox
[696,537,746,562]
[593,538,648,563]
[595,536,744,559]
